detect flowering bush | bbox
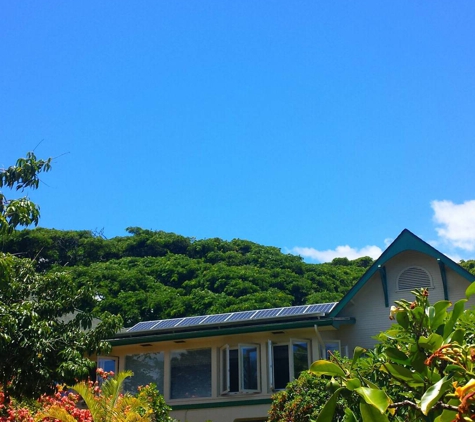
[136,384,176,422]
[0,386,90,422]
[0,370,174,422]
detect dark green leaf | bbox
[316,387,344,422]
[310,360,347,377]
[360,402,390,422]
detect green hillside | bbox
[2,227,373,327]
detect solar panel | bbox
[201,313,231,324]
[279,305,309,316]
[127,320,161,332]
[177,316,208,327]
[154,318,184,329]
[306,303,336,314]
[252,308,282,319]
[226,310,257,322]
[125,301,338,334]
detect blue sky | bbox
[2,2,475,262]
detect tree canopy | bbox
[2,226,374,327]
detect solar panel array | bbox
[127,302,337,333]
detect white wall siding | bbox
[338,272,389,352]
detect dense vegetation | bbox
[270,287,475,421]
[0,153,122,404]
[1,227,374,327]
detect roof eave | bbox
[109,317,356,347]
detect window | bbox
[221,344,260,394]
[170,348,211,399]
[268,340,310,391]
[397,266,433,291]
[322,341,340,359]
[97,356,118,374]
[124,352,164,393]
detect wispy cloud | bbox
[291,244,383,263]
[291,200,475,264]
[432,200,475,252]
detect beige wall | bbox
[112,327,334,422]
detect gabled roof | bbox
[329,229,475,317]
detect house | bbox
[102,229,475,422]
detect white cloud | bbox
[432,200,475,251]
[291,244,383,263]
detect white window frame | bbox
[220,344,260,394]
[239,343,260,393]
[220,345,230,394]
[268,340,274,391]
[268,339,310,391]
[290,338,311,378]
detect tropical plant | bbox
[37,371,152,422]
[309,287,475,421]
[1,371,175,422]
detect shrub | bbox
[0,370,174,422]
[268,370,343,422]
[310,287,475,421]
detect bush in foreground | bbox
[0,371,175,422]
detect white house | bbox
[102,229,475,422]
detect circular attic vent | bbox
[397,266,433,291]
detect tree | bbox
[309,287,475,421]
[0,152,52,233]
[0,152,122,404]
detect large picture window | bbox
[268,339,310,391]
[221,344,260,394]
[124,352,164,393]
[170,348,211,399]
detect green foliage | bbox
[0,248,123,403]
[0,154,123,404]
[1,373,175,422]
[268,370,348,422]
[2,227,371,327]
[36,371,176,422]
[459,260,475,276]
[137,384,176,422]
[0,152,52,234]
[309,288,475,421]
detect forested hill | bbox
[3,227,374,327]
